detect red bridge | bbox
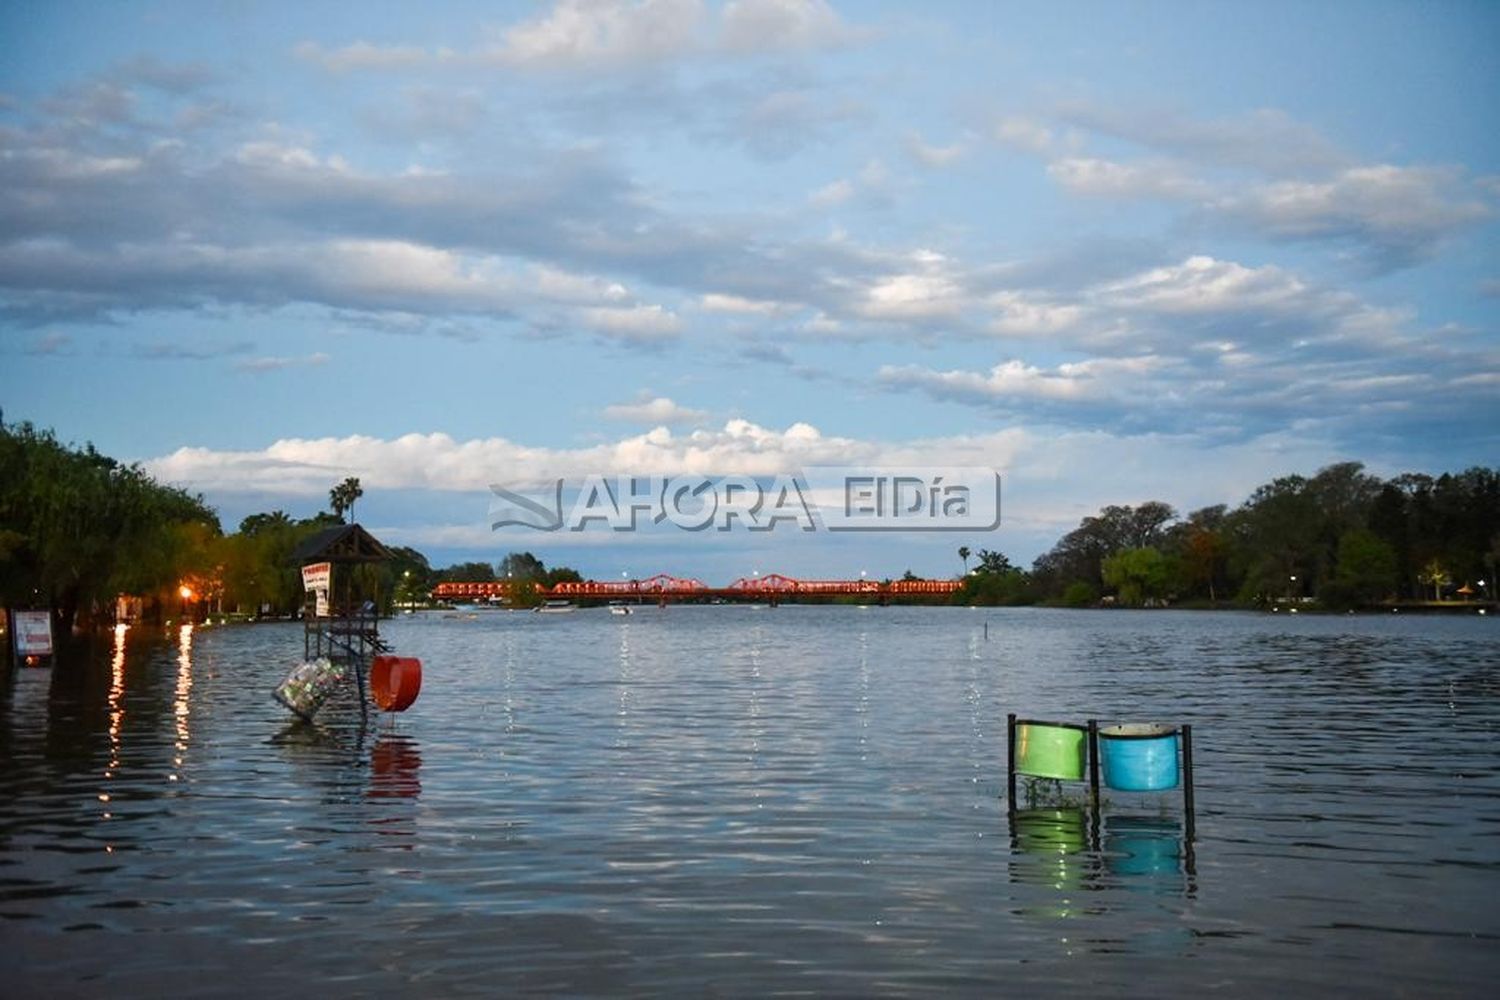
[431,573,961,604]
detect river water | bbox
[2,607,1496,996]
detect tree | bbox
[0,420,220,631]
[435,561,497,582]
[976,549,1013,574]
[329,477,364,523]
[1102,547,1174,606]
[498,551,547,581]
[958,545,971,574]
[1419,558,1450,601]
[1320,529,1397,608]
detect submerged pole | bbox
[1182,723,1196,842]
[1006,712,1017,811]
[1087,718,1100,803]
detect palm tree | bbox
[329,477,364,524]
[958,545,971,575]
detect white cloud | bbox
[235,352,331,374]
[721,0,864,52]
[905,131,968,168]
[580,303,684,342]
[1052,102,1347,176]
[879,356,1163,404]
[1096,255,1316,315]
[809,177,855,207]
[294,0,866,74]
[602,395,709,424]
[700,292,788,315]
[497,0,706,68]
[145,420,872,494]
[986,291,1086,336]
[1048,157,1210,200]
[993,115,1060,155]
[143,421,1363,567]
[1216,164,1489,261]
[855,249,964,321]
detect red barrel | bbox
[370,655,422,712]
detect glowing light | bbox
[179,585,195,601]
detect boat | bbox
[608,602,632,616]
[534,600,577,614]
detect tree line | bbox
[959,462,1499,608]
[4,421,1493,625]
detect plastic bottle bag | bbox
[273,657,349,721]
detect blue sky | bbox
[3,0,1497,581]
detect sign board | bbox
[315,590,329,618]
[12,610,54,658]
[301,562,332,592]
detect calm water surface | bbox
[2,607,1497,996]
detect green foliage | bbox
[1101,546,1175,606]
[0,420,219,628]
[1060,581,1098,607]
[329,477,364,523]
[1321,529,1397,608]
[1029,461,1498,608]
[507,578,543,609]
[955,549,1033,605]
[435,561,497,582]
[497,551,546,580]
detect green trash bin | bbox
[1014,720,1087,780]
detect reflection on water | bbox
[1,608,1496,995]
[171,624,192,782]
[369,734,422,800]
[1105,814,1195,884]
[1009,807,1101,917]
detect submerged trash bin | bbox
[370,655,422,712]
[1012,807,1089,855]
[1105,815,1183,877]
[1014,720,1087,780]
[1097,723,1180,791]
[273,657,349,721]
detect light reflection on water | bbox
[1,607,1497,995]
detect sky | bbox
[2,0,1497,582]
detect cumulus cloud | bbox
[294,0,867,74]
[581,303,683,342]
[1095,255,1318,316]
[602,395,709,424]
[993,115,1062,155]
[809,159,892,207]
[145,419,874,494]
[997,102,1490,267]
[721,0,867,52]
[1048,157,1210,200]
[1214,165,1490,266]
[879,356,1165,405]
[904,131,968,168]
[498,0,707,69]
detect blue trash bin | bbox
[1098,723,1180,791]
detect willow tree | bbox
[0,421,219,631]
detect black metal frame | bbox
[1007,712,1196,844]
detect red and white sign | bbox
[301,562,331,592]
[12,611,54,657]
